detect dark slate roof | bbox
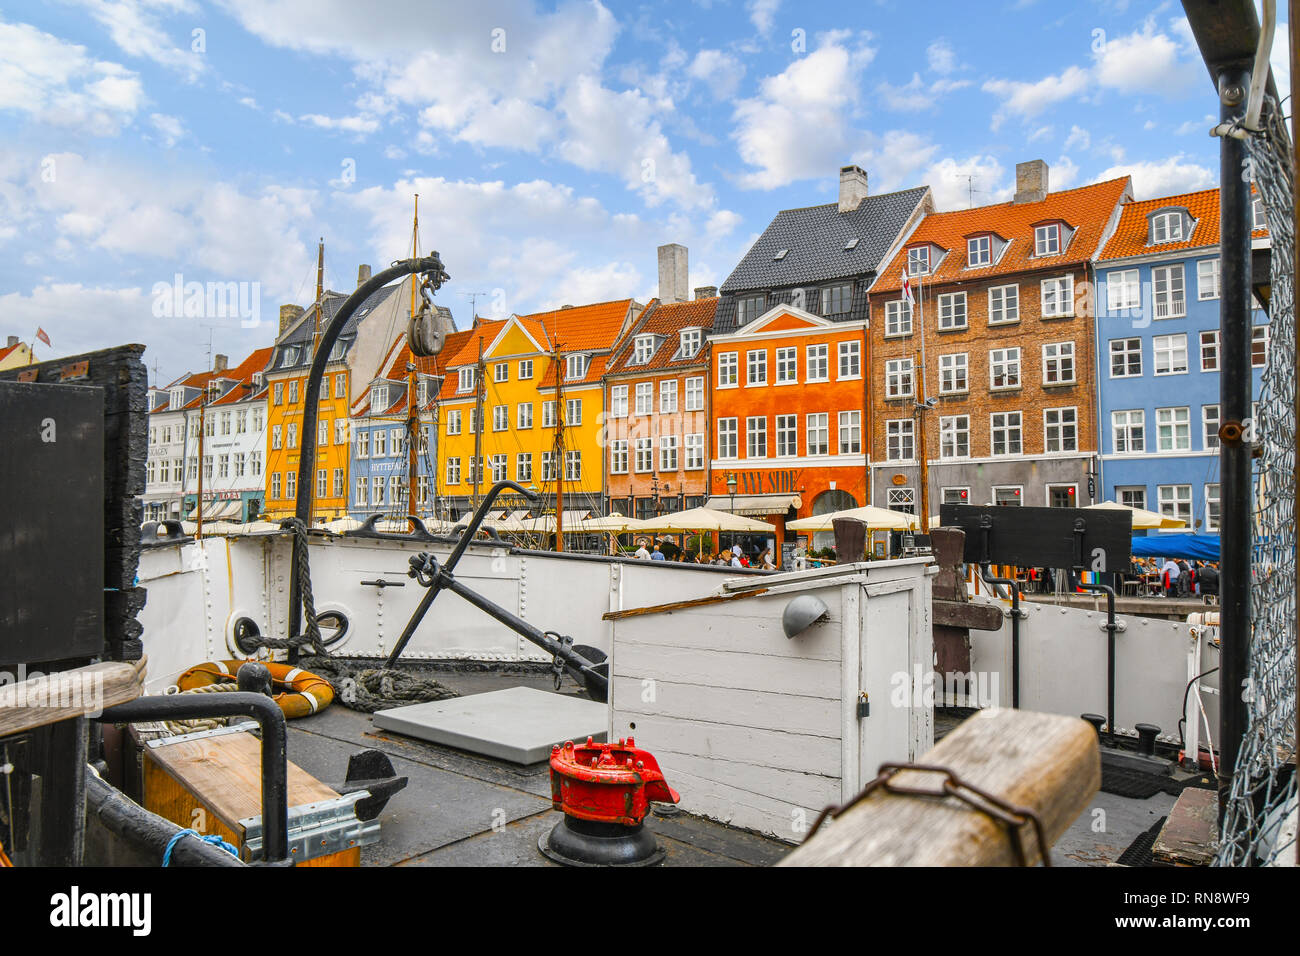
[270,283,406,371]
[719,186,930,294]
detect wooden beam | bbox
[602,588,769,621]
[779,708,1098,866]
[0,660,145,737]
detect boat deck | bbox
[284,669,1176,867]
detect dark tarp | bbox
[1129,533,1220,560]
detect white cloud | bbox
[877,73,971,112]
[927,39,956,75]
[687,49,745,100]
[1064,124,1091,151]
[299,112,382,135]
[62,0,205,81]
[1092,17,1198,96]
[1093,154,1215,198]
[149,112,185,147]
[923,155,1010,211]
[0,18,144,134]
[982,65,1091,130]
[748,0,780,34]
[1176,114,1214,135]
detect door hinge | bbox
[857,692,870,719]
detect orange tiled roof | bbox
[606,297,718,375]
[871,177,1132,294]
[209,347,274,406]
[357,329,477,414]
[516,298,635,352]
[0,343,21,362]
[1098,188,1222,261]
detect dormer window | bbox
[251,372,264,388]
[1151,211,1185,244]
[907,246,931,276]
[566,354,589,380]
[737,293,766,326]
[967,235,992,267]
[632,335,656,365]
[679,328,702,359]
[281,346,300,368]
[416,379,429,406]
[457,367,475,393]
[372,385,389,410]
[329,340,346,361]
[1253,196,1268,229]
[170,388,184,408]
[1034,224,1061,256]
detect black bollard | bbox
[1135,723,1161,757]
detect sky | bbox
[0,0,1287,387]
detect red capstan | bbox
[549,737,680,827]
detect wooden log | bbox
[0,660,145,737]
[779,708,1099,866]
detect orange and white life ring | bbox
[176,660,334,719]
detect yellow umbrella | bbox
[1085,500,1187,530]
[637,506,775,533]
[787,505,918,532]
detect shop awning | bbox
[704,493,801,516]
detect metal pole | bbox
[1291,0,1299,867]
[1216,65,1253,818]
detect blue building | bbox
[1094,187,1269,533]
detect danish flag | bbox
[36,327,51,347]
[901,269,914,306]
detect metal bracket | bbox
[240,791,378,862]
[144,721,259,749]
[1099,618,1128,634]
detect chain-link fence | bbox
[1216,96,1298,867]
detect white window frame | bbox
[1034,223,1061,256]
[884,300,912,337]
[1158,484,1193,525]
[988,284,1019,325]
[990,348,1021,390]
[1112,409,1146,454]
[1107,269,1140,312]
[838,340,861,379]
[746,416,768,459]
[1042,341,1076,385]
[685,376,704,411]
[1044,406,1078,453]
[938,352,968,394]
[1151,211,1184,243]
[634,382,652,416]
[1110,337,1143,378]
[1156,406,1192,452]
[775,347,798,384]
[886,419,915,462]
[907,246,931,276]
[746,349,768,386]
[967,235,991,267]
[775,415,797,457]
[939,415,969,459]
[1200,330,1220,371]
[937,292,967,330]
[806,412,829,455]
[885,358,913,399]
[838,410,861,454]
[806,344,829,382]
[1153,333,1189,375]
[716,418,738,460]
[990,411,1023,457]
[717,352,738,387]
[660,379,678,413]
[1152,263,1186,319]
[1040,275,1074,317]
[1197,258,1221,300]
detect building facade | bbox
[867,162,1131,518]
[145,376,202,522]
[1094,187,1269,530]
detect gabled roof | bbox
[720,186,932,294]
[515,298,638,352]
[871,177,1132,294]
[269,282,408,373]
[0,342,26,362]
[356,328,476,416]
[209,347,274,406]
[1098,188,1219,261]
[605,296,718,375]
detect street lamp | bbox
[725,472,738,555]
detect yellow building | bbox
[0,337,33,370]
[435,299,643,519]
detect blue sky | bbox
[0,0,1284,385]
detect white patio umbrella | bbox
[1085,500,1187,530]
[786,505,918,532]
[637,506,775,533]
[571,512,648,532]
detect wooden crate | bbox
[143,726,362,866]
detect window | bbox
[355,477,367,506]
[1200,330,1220,371]
[1044,407,1077,452]
[1110,338,1142,377]
[776,347,797,383]
[517,402,533,429]
[885,358,913,398]
[273,382,284,405]
[1205,484,1221,531]
[446,410,461,435]
[1112,410,1146,453]
[1042,342,1075,384]
[990,348,1020,389]
[887,488,916,514]
[1158,484,1193,525]
[967,235,991,267]
[1118,486,1146,510]
[333,469,344,498]
[236,411,247,434]
[417,476,429,507]
[519,359,533,380]
[659,436,678,471]
[287,423,297,448]
[318,419,329,445]
[886,419,914,461]
[634,438,653,472]
[806,413,829,455]
[717,419,738,459]
[940,415,969,459]
[993,486,1022,506]
[1253,196,1268,229]
[1152,264,1186,318]
[907,246,931,276]
[610,441,628,474]
[634,382,652,416]
[1253,326,1269,368]
[271,473,281,499]
[272,424,283,450]
[1151,211,1184,243]
[685,433,704,469]
[884,300,912,336]
[1047,484,1077,508]
[823,282,852,315]
[285,472,296,499]
[610,386,628,418]
[373,429,386,457]
[838,411,861,454]
[490,455,507,482]
[737,294,766,326]
[253,408,263,432]
[1203,404,1221,450]
[516,453,533,482]
[747,349,767,386]
[717,352,738,387]
[1198,258,1221,300]
[991,412,1022,456]
[1154,334,1189,375]
[746,417,767,458]
[566,354,588,380]
[937,292,967,330]
[458,367,475,393]
[288,380,298,404]
[939,353,968,394]
[446,458,461,485]
[776,415,798,456]
[219,454,230,479]
[1041,276,1073,317]
[541,453,556,482]
[685,376,704,411]
[1034,224,1061,256]
[988,284,1019,325]
[839,341,861,378]
[467,458,482,485]
[493,405,508,431]
[566,398,582,426]
[1107,269,1140,312]
[542,401,556,428]
[564,451,583,482]
[806,344,829,381]
[679,329,702,358]
[633,335,656,365]
[335,420,347,445]
[335,374,346,398]
[1156,406,1191,451]
[941,487,970,505]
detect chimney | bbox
[694,286,718,300]
[657,243,688,304]
[279,304,304,335]
[1013,160,1049,204]
[6,336,17,347]
[357,263,372,288]
[838,165,869,213]
[213,353,228,373]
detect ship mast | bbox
[407,195,420,523]
[552,343,566,552]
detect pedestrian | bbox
[650,543,666,561]
[634,539,651,560]
[1161,556,1180,597]
[759,547,776,570]
[729,546,743,569]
